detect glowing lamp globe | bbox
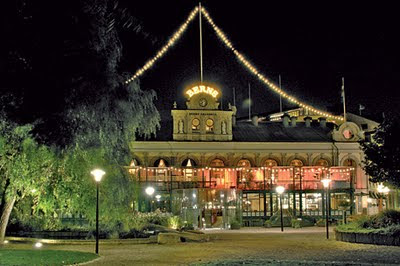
[321,178,332,188]
[275,186,285,195]
[145,186,155,196]
[91,169,106,182]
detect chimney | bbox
[282,113,290,127]
[252,116,259,126]
[290,116,297,127]
[304,116,312,127]
[319,117,327,128]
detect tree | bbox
[0,118,56,242]
[360,113,400,188]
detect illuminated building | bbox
[128,84,380,228]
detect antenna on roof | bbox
[199,2,203,83]
[279,75,283,113]
[248,82,251,121]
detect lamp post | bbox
[145,186,155,212]
[276,186,285,232]
[91,169,105,254]
[321,178,332,239]
[377,183,390,211]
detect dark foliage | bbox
[360,112,400,188]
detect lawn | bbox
[0,249,98,266]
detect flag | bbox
[359,104,365,111]
[341,78,345,103]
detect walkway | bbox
[5,227,400,265]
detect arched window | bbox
[206,119,214,132]
[315,159,329,167]
[128,159,140,175]
[192,118,200,131]
[264,159,278,167]
[210,159,225,167]
[237,159,251,167]
[290,159,304,167]
[181,158,197,167]
[154,158,169,167]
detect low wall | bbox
[335,230,400,246]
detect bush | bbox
[316,218,325,227]
[264,220,272,228]
[167,216,182,230]
[291,219,301,228]
[230,220,241,230]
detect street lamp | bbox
[145,186,155,212]
[91,168,105,254]
[377,183,390,211]
[276,186,285,232]
[321,178,332,239]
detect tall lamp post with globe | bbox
[275,186,285,232]
[91,169,105,254]
[321,178,332,239]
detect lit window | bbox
[210,159,225,167]
[316,159,329,167]
[206,119,214,132]
[192,118,200,131]
[264,159,278,167]
[237,159,251,167]
[290,159,303,167]
[343,129,353,139]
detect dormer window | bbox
[192,118,200,131]
[206,119,214,133]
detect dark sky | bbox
[120,0,399,121]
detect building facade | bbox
[129,84,382,228]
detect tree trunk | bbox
[0,196,16,243]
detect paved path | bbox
[5,227,400,265]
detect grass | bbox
[0,249,98,266]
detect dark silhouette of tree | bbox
[360,112,400,188]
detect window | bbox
[315,159,329,167]
[237,159,251,167]
[206,119,214,132]
[154,158,169,167]
[361,124,368,130]
[264,159,278,167]
[192,118,200,131]
[343,129,354,139]
[181,158,197,167]
[290,159,304,167]
[210,159,225,167]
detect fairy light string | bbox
[124,7,199,84]
[125,5,344,121]
[200,7,343,121]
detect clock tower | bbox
[171,84,234,141]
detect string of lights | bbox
[129,166,354,173]
[200,7,344,121]
[124,5,344,121]
[124,7,199,84]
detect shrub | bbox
[316,218,325,227]
[230,220,241,230]
[167,216,182,230]
[264,220,272,228]
[291,219,301,228]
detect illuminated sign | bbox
[186,85,219,98]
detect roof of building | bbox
[139,119,334,142]
[232,120,333,142]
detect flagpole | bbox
[342,77,347,122]
[279,75,282,113]
[248,82,251,120]
[233,87,236,106]
[199,2,203,83]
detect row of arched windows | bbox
[130,157,355,168]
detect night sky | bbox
[1,0,399,124]
[122,1,399,121]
